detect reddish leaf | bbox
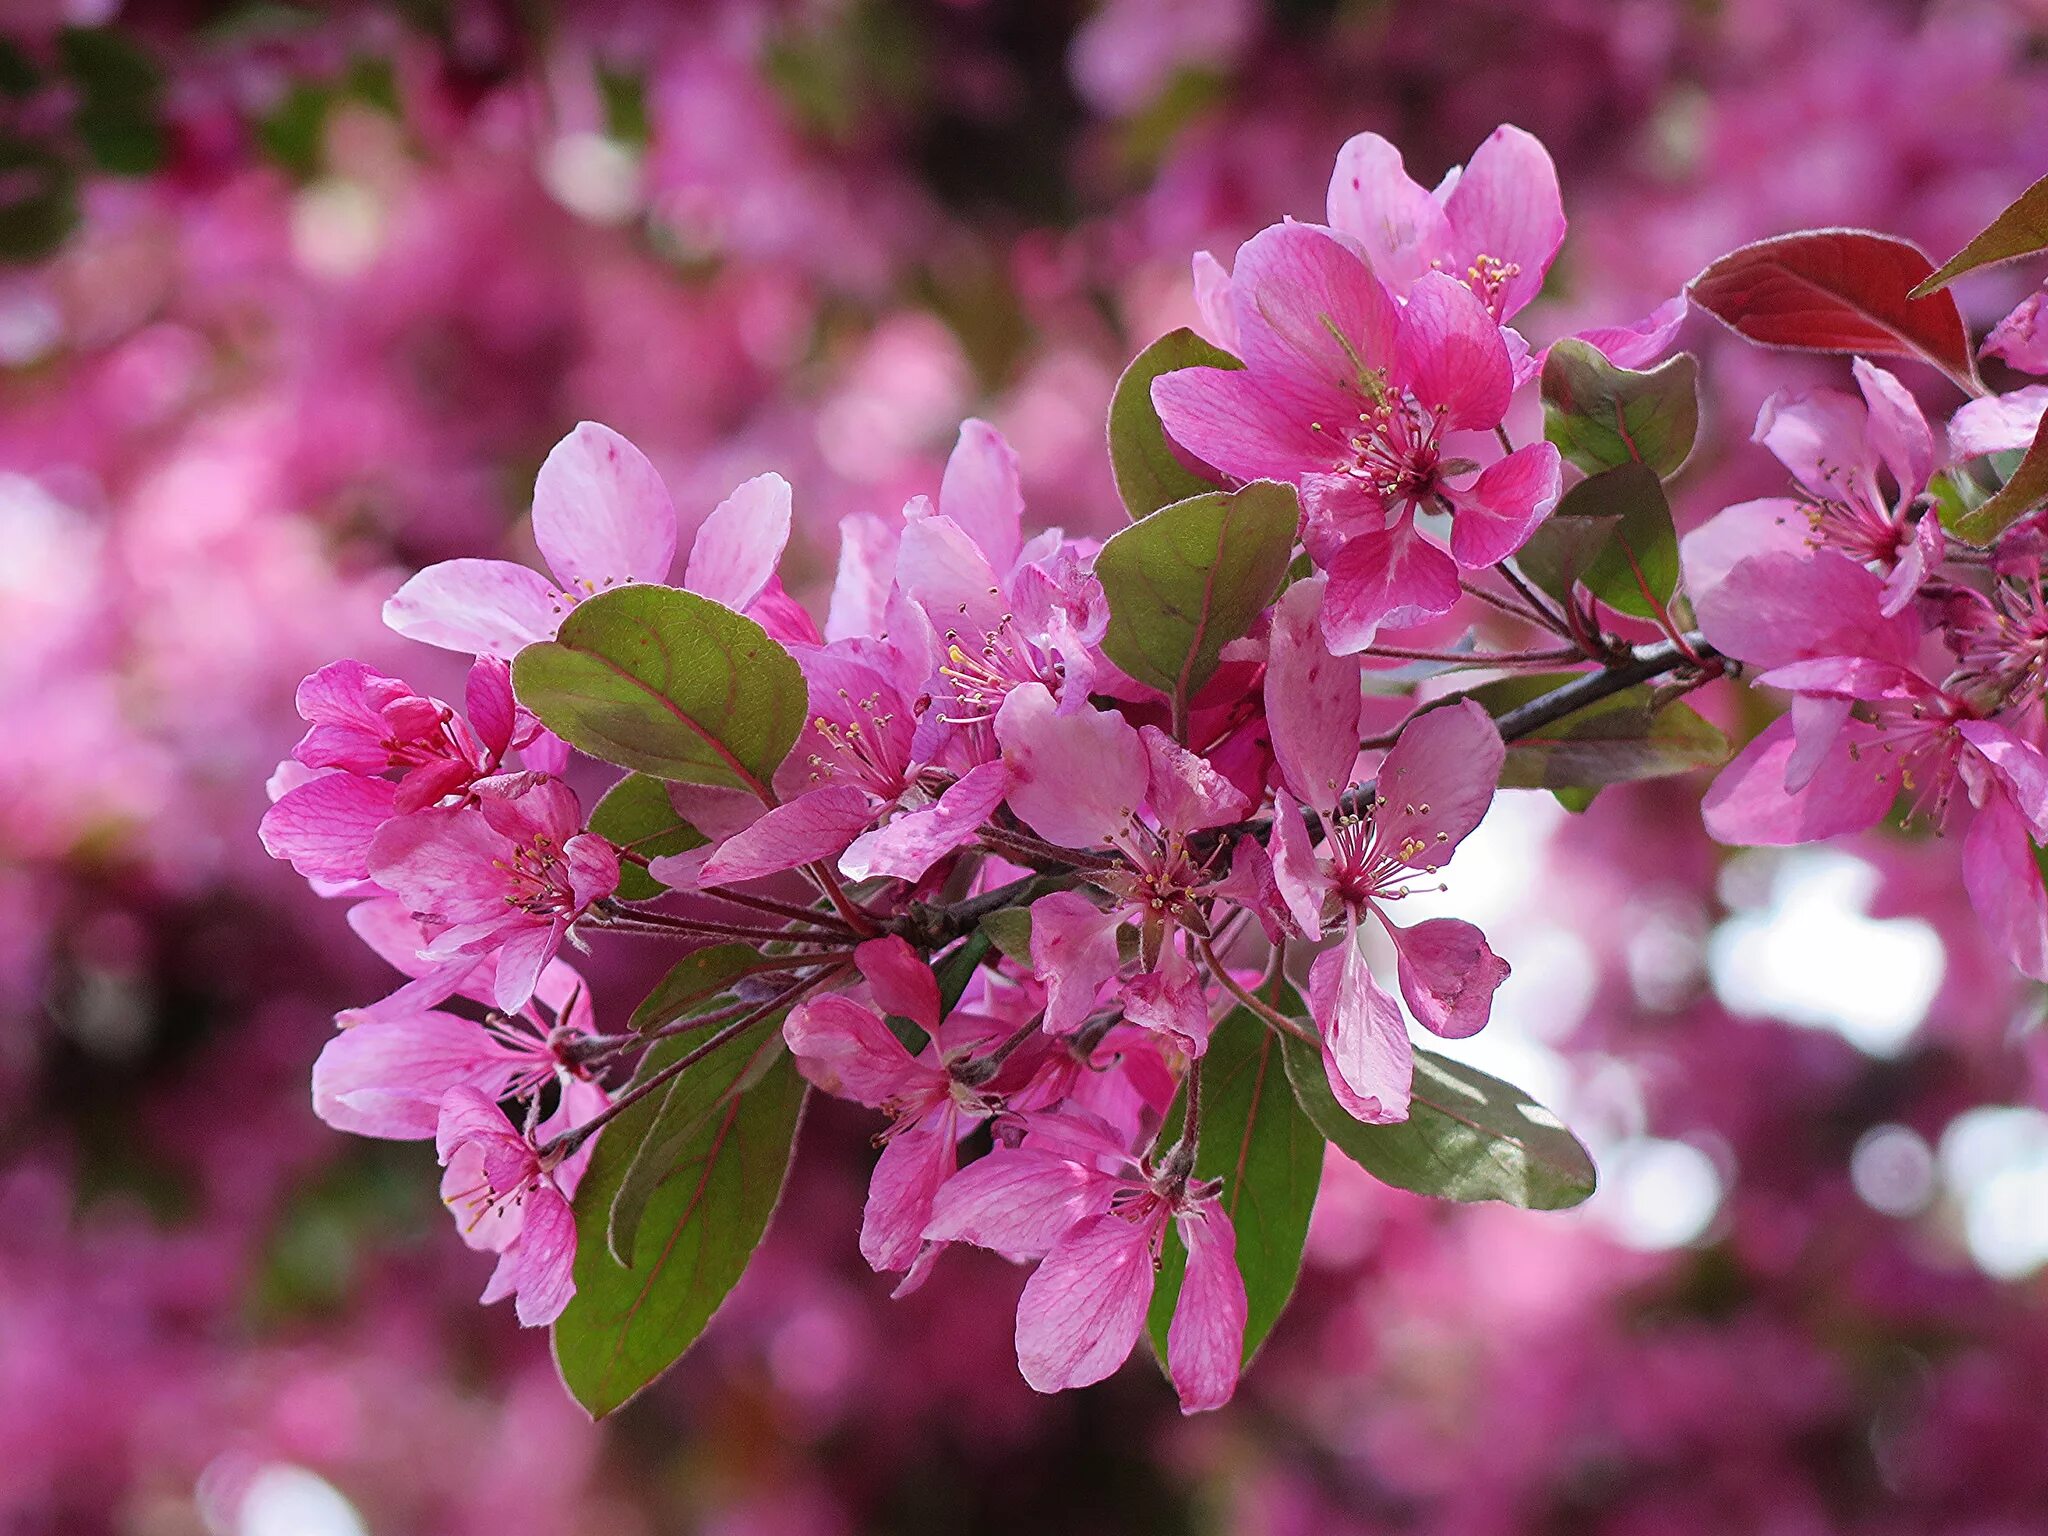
[1688,229,1976,390]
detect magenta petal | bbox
[532,421,677,593]
[1268,790,1330,940]
[784,995,930,1108]
[1140,725,1250,833]
[1320,523,1461,654]
[699,785,874,885]
[1678,499,1809,600]
[861,1118,960,1274]
[1960,720,2048,840]
[1375,697,1504,855]
[1265,576,1363,814]
[684,472,792,612]
[383,558,563,660]
[1150,364,1332,485]
[1167,1203,1248,1413]
[1015,1207,1159,1393]
[1029,890,1122,1036]
[924,1147,1116,1256]
[1448,442,1560,568]
[1963,786,2048,982]
[1397,271,1512,430]
[1123,962,1214,1056]
[840,761,1010,883]
[1386,916,1507,1039]
[856,935,942,1034]
[1441,125,1565,319]
[490,921,557,1013]
[1309,933,1412,1124]
[1881,513,1943,617]
[508,1182,578,1327]
[1324,130,1448,294]
[1702,716,1893,846]
[939,418,1025,573]
[1694,550,1919,672]
[260,772,399,882]
[995,684,1148,849]
[1229,221,1400,391]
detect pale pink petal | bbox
[699,785,875,885]
[1983,285,2048,375]
[491,921,557,1013]
[924,1147,1116,1256]
[861,1118,959,1274]
[1678,499,1809,600]
[1441,125,1565,319]
[508,1182,578,1326]
[939,419,1025,572]
[1140,725,1250,833]
[1320,523,1461,653]
[1960,719,2048,841]
[995,684,1148,849]
[1950,386,2048,459]
[1569,296,1687,368]
[1702,716,1893,846]
[856,935,942,1034]
[897,510,1009,643]
[1397,271,1512,430]
[1324,130,1447,294]
[1029,890,1123,1036]
[1784,693,1855,794]
[312,1012,524,1139]
[840,761,1011,882]
[684,472,792,612]
[824,512,901,643]
[1309,932,1412,1124]
[1963,785,2048,982]
[1880,513,1943,617]
[1191,249,1237,349]
[784,994,932,1107]
[383,558,563,660]
[1851,358,1933,502]
[1374,697,1503,856]
[1015,1207,1160,1393]
[1448,442,1560,568]
[1694,550,1919,671]
[1754,387,1876,505]
[1167,1202,1248,1413]
[1385,916,1507,1039]
[1267,790,1329,940]
[1264,575,1362,815]
[532,421,678,592]
[259,773,399,882]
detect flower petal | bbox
[685,472,792,612]
[1387,916,1507,1040]
[1167,1202,1248,1413]
[1308,929,1412,1124]
[939,418,1025,573]
[1029,890,1123,1036]
[532,421,678,593]
[1448,442,1560,569]
[699,785,875,885]
[996,684,1148,849]
[383,558,563,660]
[840,761,1011,883]
[1015,1207,1159,1393]
[1264,575,1362,815]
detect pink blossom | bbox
[924,1112,1247,1413]
[1983,283,2048,375]
[1151,221,1560,651]
[368,776,620,1012]
[1267,697,1509,1121]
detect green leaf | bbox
[978,907,1034,966]
[1911,172,2048,297]
[1948,412,2048,547]
[1108,327,1242,519]
[1541,340,1699,479]
[629,944,767,1033]
[512,585,806,796]
[1283,1037,1595,1209]
[58,28,166,177]
[0,134,77,265]
[1466,672,1729,791]
[1524,461,1678,620]
[554,1019,805,1417]
[1095,481,1299,724]
[1145,996,1321,1368]
[933,930,993,1016]
[591,773,705,901]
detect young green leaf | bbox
[1910,172,2048,296]
[1465,673,1729,791]
[1283,1037,1595,1210]
[1523,461,1678,620]
[1095,481,1298,724]
[933,930,994,1016]
[1145,997,1322,1367]
[553,1019,805,1418]
[1541,340,1699,479]
[1947,412,2048,547]
[977,907,1034,966]
[511,585,806,797]
[1108,328,1243,519]
[591,773,705,901]
[629,944,773,1033]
